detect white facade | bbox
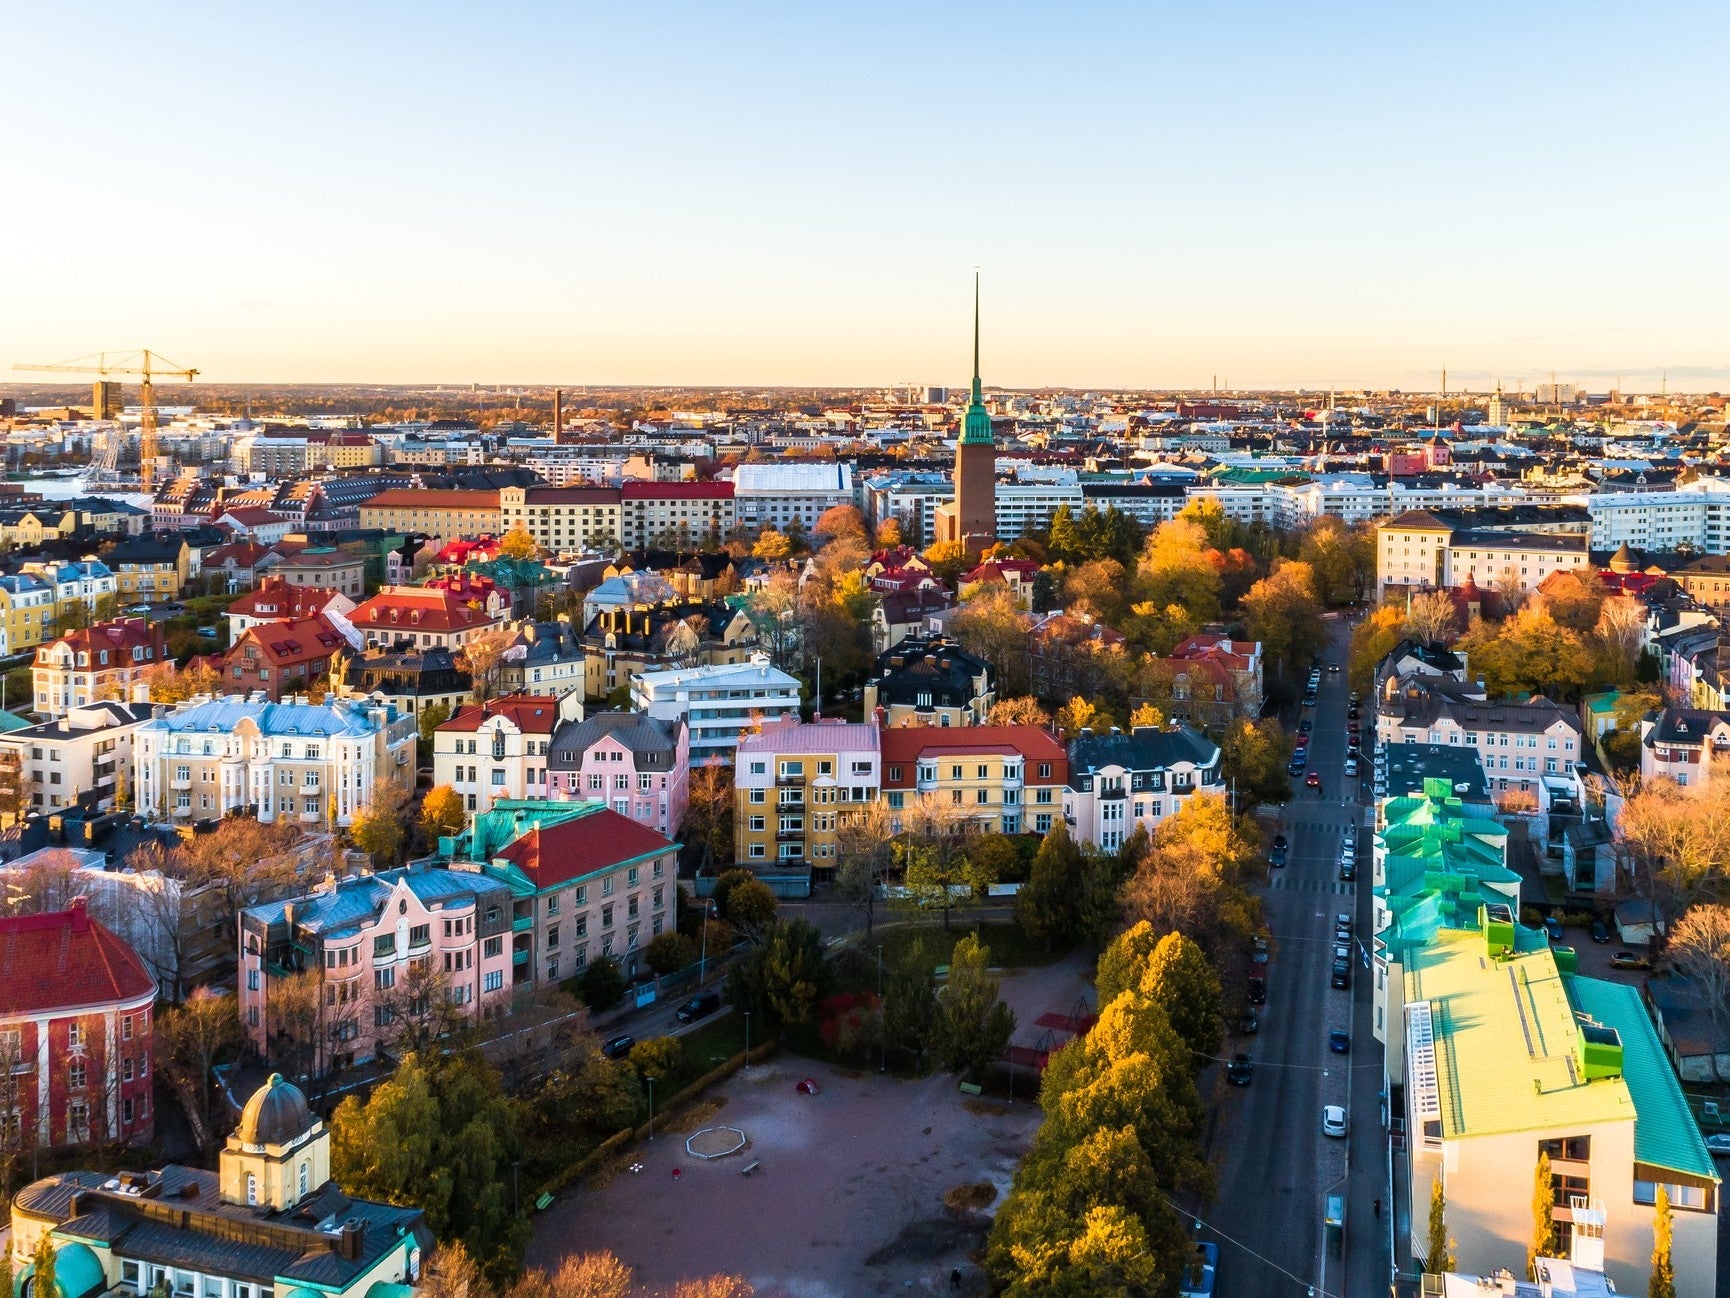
[732,463,855,533]
[1586,480,1730,555]
[631,653,802,761]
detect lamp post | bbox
[744,1011,751,1068]
[699,900,712,986]
[646,1076,655,1141]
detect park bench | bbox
[533,1192,554,1211]
[740,1160,761,1177]
[958,1082,983,1096]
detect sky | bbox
[3,1,1728,392]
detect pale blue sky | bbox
[3,2,1726,390]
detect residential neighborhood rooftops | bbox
[440,694,565,734]
[1067,724,1220,779]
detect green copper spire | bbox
[961,270,993,445]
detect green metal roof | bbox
[0,710,35,733]
[1568,976,1719,1182]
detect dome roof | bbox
[1609,541,1637,574]
[237,1073,313,1145]
[31,1241,106,1298]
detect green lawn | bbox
[676,1011,750,1074]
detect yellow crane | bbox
[13,350,199,494]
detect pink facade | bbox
[548,714,690,839]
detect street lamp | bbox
[646,1076,655,1141]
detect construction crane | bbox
[12,350,199,494]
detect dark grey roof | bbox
[6,702,155,741]
[871,636,991,709]
[237,1074,312,1145]
[1067,724,1220,785]
[1388,639,1464,673]
[1642,707,1730,748]
[547,712,682,771]
[1381,743,1489,801]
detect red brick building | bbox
[222,614,348,701]
[0,899,158,1149]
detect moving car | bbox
[1306,772,1322,790]
[600,1034,636,1059]
[1226,1053,1254,1086]
[1591,918,1611,944]
[1328,663,1340,673]
[1328,1029,1351,1054]
[1330,958,1351,989]
[1322,1105,1347,1138]
[1609,950,1652,971]
[676,991,721,1023]
[1344,757,1359,777]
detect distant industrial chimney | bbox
[554,389,566,443]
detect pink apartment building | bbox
[546,712,690,840]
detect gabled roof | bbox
[39,617,167,663]
[0,900,156,1014]
[879,725,1067,785]
[229,615,345,669]
[1067,724,1219,782]
[495,807,676,887]
[439,695,564,735]
[228,578,346,622]
[352,585,501,632]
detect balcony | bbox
[776,829,805,842]
[299,810,321,823]
[512,915,534,933]
[169,777,192,791]
[776,772,804,786]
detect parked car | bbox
[1609,951,1652,971]
[1344,758,1359,777]
[601,1034,636,1059]
[676,991,721,1023]
[1335,913,1353,937]
[1178,1242,1220,1298]
[1706,1133,1730,1158]
[1298,719,1312,733]
[1246,974,1266,1004]
[1226,1053,1254,1086]
[1340,839,1355,860]
[1287,759,1307,777]
[1238,1010,1260,1035]
[1590,918,1611,944]
[1332,943,1351,962]
[1322,1105,1347,1138]
[1339,861,1356,883]
[1328,1029,1351,1054]
[1331,959,1351,989]
[1269,842,1288,867]
[1346,707,1360,720]
[1544,916,1564,942]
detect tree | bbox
[932,933,1015,1079]
[882,937,939,1069]
[814,504,867,543]
[643,930,699,975]
[1348,604,1407,695]
[577,956,626,1011]
[1650,1185,1676,1298]
[1136,519,1222,624]
[1531,1151,1558,1270]
[155,988,242,1159]
[497,526,539,561]
[1665,905,1730,1080]
[1055,696,1113,737]
[1137,932,1222,1068]
[1460,605,1597,701]
[726,917,831,1031]
[377,960,472,1057]
[460,626,516,702]
[1615,772,1730,913]
[1403,589,1460,645]
[920,539,970,584]
[351,790,409,867]
[1018,819,1083,952]
[1118,794,1263,971]
[417,699,452,758]
[1597,596,1648,676]
[142,659,221,704]
[419,1242,488,1298]
[330,1051,529,1286]
[1096,921,1164,1008]
[684,758,735,871]
[949,586,1032,697]
[626,1035,684,1087]
[834,800,900,939]
[1427,1177,1455,1272]
[751,528,792,560]
[721,877,777,933]
[33,1230,56,1298]
[1219,718,1292,807]
[874,516,904,549]
[1128,701,1165,729]
[421,784,467,839]
[264,968,338,1093]
[1538,570,1607,633]
[987,696,1053,728]
[898,835,997,931]
[1240,561,1325,681]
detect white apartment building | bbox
[731,463,855,533]
[1063,725,1225,852]
[1586,479,1730,555]
[631,653,802,762]
[134,694,416,826]
[432,693,580,817]
[1378,511,1591,598]
[0,702,155,814]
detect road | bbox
[1207,616,1389,1298]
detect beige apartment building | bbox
[499,485,623,554]
[358,488,501,540]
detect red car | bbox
[1305,772,1322,788]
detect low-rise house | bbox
[546,711,689,839]
[862,635,995,728]
[433,694,579,817]
[0,701,154,814]
[1063,724,1224,851]
[0,898,157,1148]
[222,615,348,702]
[879,724,1068,837]
[33,618,169,717]
[337,644,473,719]
[107,536,191,602]
[214,506,294,545]
[10,1073,432,1298]
[632,654,802,762]
[227,576,357,641]
[733,717,879,869]
[1166,632,1264,721]
[959,556,1040,605]
[134,694,415,827]
[496,619,587,699]
[871,590,954,654]
[1639,706,1730,788]
[266,544,368,598]
[203,539,272,591]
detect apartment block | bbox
[545,711,689,840]
[879,725,1068,837]
[357,488,502,541]
[33,618,169,717]
[134,694,415,826]
[433,693,579,817]
[1064,724,1225,852]
[632,654,802,763]
[498,485,622,553]
[734,717,880,869]
[350,584,503,651]
[619,481,735,550]
[0,701,154,814]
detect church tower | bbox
[935,273,997,557]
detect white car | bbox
[1323,1105,1347,1138]
[1344,758,1359,777]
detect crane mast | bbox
[11,350,199,494]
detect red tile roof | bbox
[878,725,1068,788]
[352,585,501,632]
[220,506,286,526]
[439,695,564,735]
[523,487,622,505]
[363,489,500,510]
[40,617,168,664]
[0,900,156,1015]
[496,809,676,886]
[229,577,345,622]
[227,614,346,668]
[206,540,270,568]
[620,482,733,501]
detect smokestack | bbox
[554,389,565,443]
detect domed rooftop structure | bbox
[26,1241,106,1298]
[237,1073,312,1145]
[1609,541,1638,574]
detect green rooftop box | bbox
[1480,901,1516,958]
[1578,1020,1624,1081]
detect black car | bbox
[1330,959,1351,989]
[1339,861,1356,882]
[1591,918,1611,944]
[600,1034,636,1059]
[676,991,721,1023]
[1299,719,1312,733]
[1347,707,1360,720]
[1226,1053,1254,1086]
[1246,975,1266,1005]
[1328,1029,1351,1054]
[1272,833,1288,851]
[1238,1010,1260,1035]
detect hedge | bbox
[530,1040,778,1203]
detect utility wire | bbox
[1158,1188,1343,1298]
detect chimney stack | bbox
[554,389,565,443]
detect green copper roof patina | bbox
[960,272,993,446]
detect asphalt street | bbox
[1207,616,1390,1298]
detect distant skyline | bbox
[5,3,1728,391]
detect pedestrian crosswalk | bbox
[1268,877,1355,895]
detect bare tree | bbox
[1403,590,1460,645]
[1667,904,1730,1082]
[1616,769,1730,916]
[0,848,84,915]
[834,800,900,939]
[1595,596,1647,675]
[155,988,243,1158]
[461,627,517,702]
[684,758,735,872]
[377,959,471,1058]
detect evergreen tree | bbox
[1017,820,1082,951]
[933,933,1015,1079]
[882,939,940,1070]
[1530,1152,1558,1269]
[32,1233,56,1298]
[1649,1185,1676,1298]
[1427,1177,1454,1272]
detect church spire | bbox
[961,270,993,445]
